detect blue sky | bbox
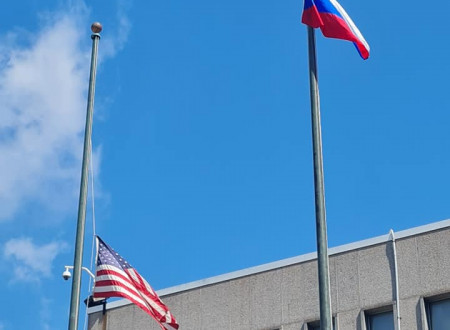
[0,0,449,329]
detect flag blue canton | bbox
[97,239,132,269]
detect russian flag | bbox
[302,0,370,60]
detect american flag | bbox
[93,236,179,330]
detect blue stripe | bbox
[353,43,364,59]
[303,0,315,10]
[314,0,342,19]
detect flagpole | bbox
[68,22,102,330]
[306,26,333,330]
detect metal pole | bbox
[306,26,333,330]
[68,22,102,330]
[389,229,401,330]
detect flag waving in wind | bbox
[93,236,179,330]
[302,0,370,59]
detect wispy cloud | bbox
[39,297,52,330]
[3,237,68,282]
[101,0,132,60]
[0,13,89,221]
[0,2,130,222]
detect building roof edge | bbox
[88,218,450,314]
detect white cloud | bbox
[0,2,130,222]
[3,237,68,282]
[0,12,89,221]
[101,0,132,60]
[40,297,52,330]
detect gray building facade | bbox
[88,219,450,330]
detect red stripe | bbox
[94,280,142,299]
[93,290,171,330]
[302,5,323,28]
[319,13,357,41]
[93,269,179,329]
[128,270,170,313]
[93,291,164,327]
[318,13,369,59]
[95,269,141,295]
[97,268,131,284]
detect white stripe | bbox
[94,237,100,272]
[142,277,157,296]
[123,269,167,317]
[127,268,140,282]
[95,273,139,295]
[96,264,129,278]
[95,265,139,294]
[94,285,150,311]
[141,294,167,317]
[165,311,173,324]
[329,0,370,52]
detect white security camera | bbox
[62,265,95,284]
[62,267,72,281]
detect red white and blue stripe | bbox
[302,0,370,60]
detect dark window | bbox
[427,298,450,330]
[365,310,394,330]
[307,318,335,330]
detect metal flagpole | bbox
[68,22,102,330]
[306,26,333,330]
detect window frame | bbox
[363,305,394,330]
[306,316,337,330]
[425,293,450,330]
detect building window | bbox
[307,324,320,330]
[365,310,394,330]
[426,297,450,330]
[307,317,335,330]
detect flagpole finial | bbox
[91,22,102,34]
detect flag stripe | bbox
[95,277,144,302]
[94,284,153,311]
[94,287,166,330]
[94,269,177,329]
[301,0,370,59]
[314,0,341,17]
[328,0,370,54]
[92,236,179,330]
[96,269,137,288]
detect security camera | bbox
[62,268,72,281]
[62,265,95,284]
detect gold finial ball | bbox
[91,22,102,34]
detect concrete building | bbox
[88,219,450,330]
